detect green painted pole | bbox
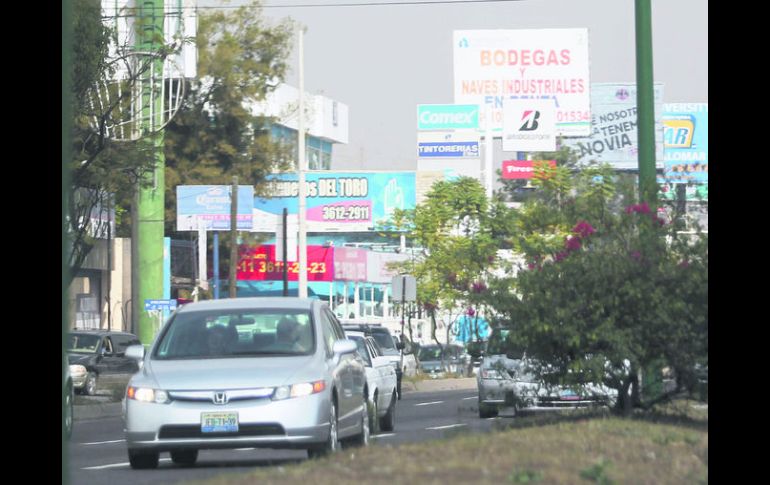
[135,1,166,345]
[635,0,657,207]
[636,0,664,404]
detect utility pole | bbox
[297,28,308,298]
[636,0,664,404]
[229,176,238,298]
[635,0,657,207]
[133,0,166,345]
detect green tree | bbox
[164,1,295,237]
[389,177,513,370]
[491,167,707,414]
[67,0,165,285]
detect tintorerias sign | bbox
[252,172,416,233]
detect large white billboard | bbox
[454,29,591,136]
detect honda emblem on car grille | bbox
[213,392,228,405]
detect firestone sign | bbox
[502,160,556,180]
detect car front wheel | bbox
[307,401,339,459]
[478,401,498,418]
[351,396,370,447]
[64,383,74,439]
[170,449,198,466]
[379,391,396,432]
[84,372,98,396]
[128,449,159,469]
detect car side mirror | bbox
[332,339,357,364]
[125,344,145,362]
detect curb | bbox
[74,402,123,421]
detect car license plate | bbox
[201,412,239,433]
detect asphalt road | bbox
[65,386,505,485]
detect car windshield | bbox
[418,346,443,361]
[486,329,526,359]
[153,308,315,360]
[371,332,396,351]
[67,334,100,353]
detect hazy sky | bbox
[200,0,708,170]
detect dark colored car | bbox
[67,330,142,395]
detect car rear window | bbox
[371,331,395,350]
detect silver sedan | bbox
[477,354,617,418]
[122,297,369,468]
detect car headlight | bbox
[480,368,504,379]
[126,386,171,404]
[272,380,326,401]
[69,364,87,377]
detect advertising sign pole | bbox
[283,208,288,296]
[297,28,308,298]
[485,105,494,199]
[213,232,219,299]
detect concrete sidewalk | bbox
[73,377,478,421]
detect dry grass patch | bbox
[184,405,707,485]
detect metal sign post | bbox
[391,275,416,381]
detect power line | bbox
[102,0,523,13]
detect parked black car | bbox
[66,330,142,395]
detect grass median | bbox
[184,400,707,485]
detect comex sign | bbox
[418,104,479,130]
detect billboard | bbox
[252,172,416,233]
[563,83,665,169]
[502,98,557,152]
[418,132,480,158]
[663,103,708,184]
[333,247,368,282]
[417,104,480,130]
[454,29,591,136]
[501,160,557,179]
[367,252,410,284]
[237,244,334,282]
[176,185,254,231]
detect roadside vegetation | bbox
[188,401,707,485]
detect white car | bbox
[344,330,398,432]
[341,323,417,398]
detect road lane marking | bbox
[81,439,126,445]
[462,396,478,400]
[415,401,444,406]
[235,448,256,451]
[82,458,171,470]
[373,433,395,438]
[426,423,467,430]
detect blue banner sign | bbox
[418,141,480,158]
[145,299,178,311]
